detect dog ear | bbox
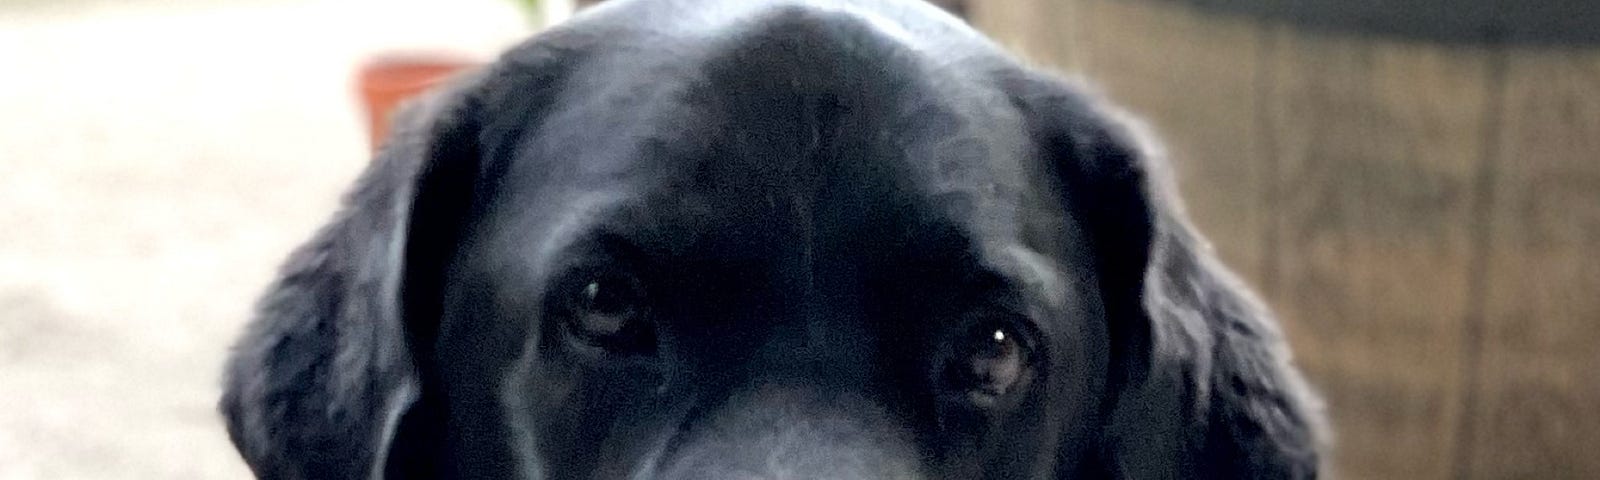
[219,69,487,479]
[1006,72,1327,478]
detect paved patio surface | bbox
[0,1,527,477]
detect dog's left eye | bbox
[945,319,1032,404]
[559,271,654,353]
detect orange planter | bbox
[356,54,478,152]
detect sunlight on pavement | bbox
[0,1,529,477]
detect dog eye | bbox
[560,272,653,352]
[945,321,1030,402]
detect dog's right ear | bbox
[219,68,487,479]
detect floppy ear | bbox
[1006,72,1327,478]
[219,70,487,480]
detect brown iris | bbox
[562,272,652,352]
[948,322,1029,402]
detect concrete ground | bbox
[0,1,529,477]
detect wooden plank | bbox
[1467,47,1600,479]
[1261,30,1495,479]
[971,1,1600,478]
[966,0,1080,71]
[1067,0,1272,288]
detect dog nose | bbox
[651,384,925,480]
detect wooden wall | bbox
[969,0,1600,478]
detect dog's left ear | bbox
[1004,71,1328,478]
[219,69,488,479]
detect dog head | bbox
[221,1,1324,478]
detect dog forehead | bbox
[484,1,1041,259]
[656,17,1024,201]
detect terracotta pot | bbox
[356,54,478,152]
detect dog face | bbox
[221,1,1325,479]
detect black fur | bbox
[221,0,1326,478]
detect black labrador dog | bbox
[221,0,1326,478]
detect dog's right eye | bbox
[557,271,655,354]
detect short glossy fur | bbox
[221,0,1326,478]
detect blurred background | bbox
[0,0,1593,478]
